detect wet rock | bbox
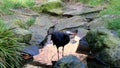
[85,28,120,67]
[56,16,88,30]
[54,55,87,68]
[29,15,54,45]
[32,0,63,15]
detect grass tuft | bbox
[0,18,24,68]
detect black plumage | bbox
[51,31,70,59]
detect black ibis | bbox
[51,31,70,59]
[51,30,78,59]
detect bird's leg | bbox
[62,47,64,57]
[57,48,59,60]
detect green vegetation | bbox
[99,0,120,37]
[100,0,120,15]
[106,17,120,37]
[107,18,120,30]
[0,0,35,14]
[59,62,71,68]
[79,0,120,37]
[40,1,62,12]
[79,0,120,15]
[0,18,24,68]
[79,0,111,6]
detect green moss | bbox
[41,1,62,11]
[59,62,71,68]
[85,30,107,53]
[107,17,120,30]
[105,17,120,37]
[103,35,120,47]
[86,28,120,53]
[32,0,63,14]
[26,17,36,27]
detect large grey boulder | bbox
[29,15,54,45]
[85,28,120,67]
[54,55,87,68]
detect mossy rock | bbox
[13,28,32,43]
[32,0,63,15]
[54,55,87,68]
[85,28,120,67]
